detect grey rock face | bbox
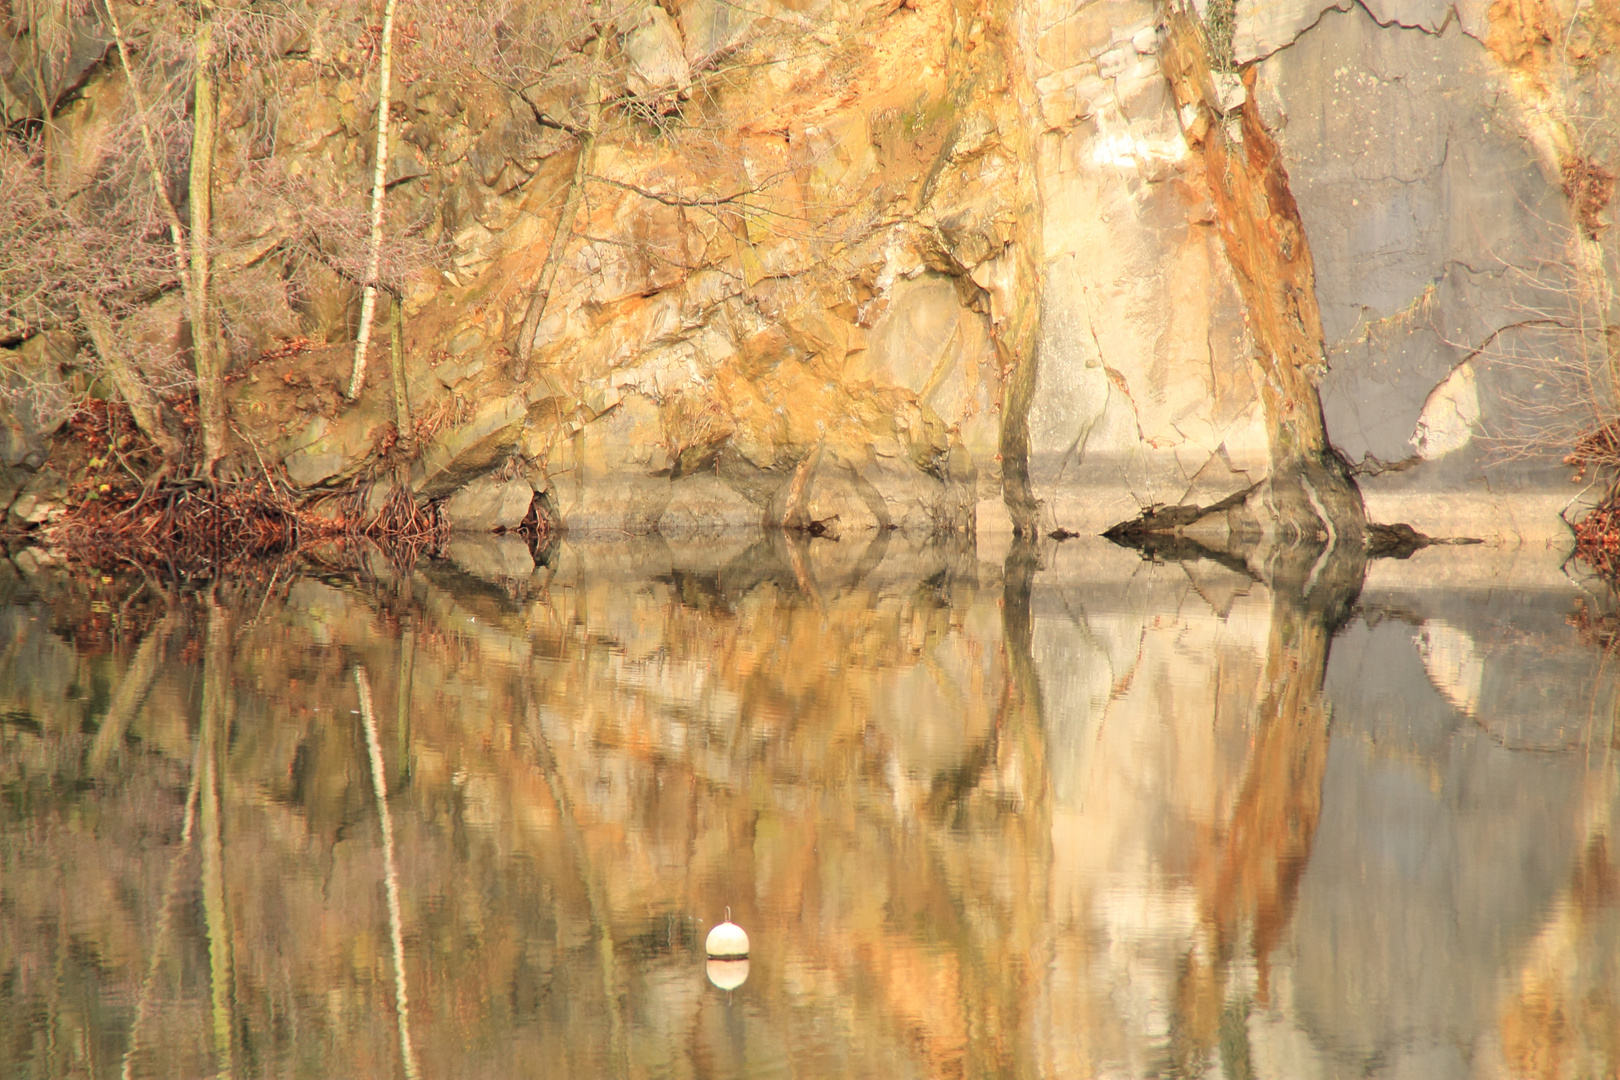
[0,334,73,470]
[1233,0,1351,64]
[1259,6,1568,464]
[1246,3,1589,539]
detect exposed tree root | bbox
[45,477,466,574]
[1104,481,1480,564]
[18,402,468,572]
[53,478,320,572]
[1102,484,1258,543]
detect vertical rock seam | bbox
[999,0,1045,539]
[961,0,1046,538]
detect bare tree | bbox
[0,125,182,461]
[4,1,101,192]
[189,0,227,475]
[513,23,608,380]
[99,0,192,321]
[347,0,401,401]
[94,0,194,468]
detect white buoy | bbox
[705,907,749,959]
[706,957,750,990]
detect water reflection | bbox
[0,535,1616,1079]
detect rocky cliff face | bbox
[3,0,1615,544]
[254,0,1049,540]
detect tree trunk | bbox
[513,27,609,381]
[1147,7,1365,547]
[189,4,225,476]
[389,291,414,459]
[31,65,59,195]
[348,0,400,400]
[1159,9,1333,467]
[987,0,1046,540]
[79,295,183,464]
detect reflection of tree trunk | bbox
[927,541,1045,819]
[121,721,203,1080]
[931,539,1049,1079]
[1001,539,1041,715]
[89,609,177,773]
[355,667,419,1080]
[1211,608,1334,972]
[1172,564,1362,1072]
[199,600,235,1079]
[523,706,628,1078]
[984,538,1050,1078]
[394,627,415,778]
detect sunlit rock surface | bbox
[1028,0,1271,536]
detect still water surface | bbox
[1,534,1617,1079]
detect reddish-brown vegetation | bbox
[1566,425,1620,581]
[1572,502,1620,579]
[36,400,466,572]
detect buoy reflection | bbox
[706,957,750,990]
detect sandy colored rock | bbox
[410,397,530,500]
[444,474,535,532]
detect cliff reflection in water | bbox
[0,535,1617,1079]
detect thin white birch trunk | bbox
[347,0,399,401]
